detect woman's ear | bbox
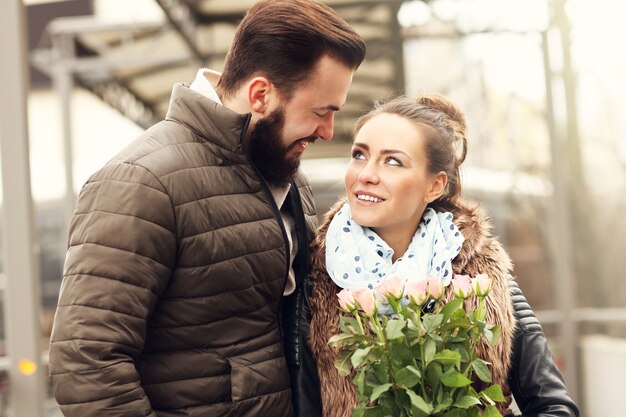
[247,77,272,114]
[425,172,448,203]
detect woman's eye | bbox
[351,150,366,160]
[386,157,402,166]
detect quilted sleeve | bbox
[49,162,177,417]
[507,279,580,417]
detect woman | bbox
[304,95,579,417]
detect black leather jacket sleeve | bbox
[507,279,580,417]
[282,275,323,417]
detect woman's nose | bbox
[357,162,379,184]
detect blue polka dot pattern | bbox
[325,204,465,289]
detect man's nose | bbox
[314,113,334,141]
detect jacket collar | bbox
[165,83,251,154]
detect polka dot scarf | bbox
[325,203,465,290]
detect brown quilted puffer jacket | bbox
[49,83,318,417]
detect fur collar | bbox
[308,199,516,417]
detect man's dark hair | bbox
[217,0,366,99]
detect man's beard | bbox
[248,108,314,187]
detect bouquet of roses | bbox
[329,274,506,417]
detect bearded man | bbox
[48,1,365,417]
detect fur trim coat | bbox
[308,199,517,417]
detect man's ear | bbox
[426,172,448,203]
[247,76,273,114]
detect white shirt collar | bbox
[190,68,223,104]
[268,183,292,209]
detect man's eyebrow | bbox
[318,105,341,112]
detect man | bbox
[48,1,365,416]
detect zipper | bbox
[238,120,291,333]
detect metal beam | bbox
[31,32,163,129]
[0,2,46,416]
[536,308,626,325]
[541,15,579,402]
[81,78,160,129]
[155,0,204,63]
[51,33,77,242]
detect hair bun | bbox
[417,94,467,164]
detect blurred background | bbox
[1,0,625,415]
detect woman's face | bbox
[345,113,446,242]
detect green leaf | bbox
[328,333,361,347]
[429,333,444,343]
[352,404,364,417]
[369,362,390,385]
[394,388,412,412]
[485,324,502,346]
[405,389,434,414]
[394,365,422,388]
[433,392,453,413]
[389,343,415,367]
[406,316,421,337]
[442,298,464,320]
[423,313,444,332]
[471,359,492,383]
[440,368,472,387]
[449,336,467,343]
[335,349,354,377]
[425,362,443,389]
[441,409,466,417]
[351,347,372,368]
[370,383,393,401]
[433,349,461,368]
[483,404,503,417]
[440,319,473,332]
[476,305,487,321]
[385,318,407,339]
[363,406,384,417]
[424,338,437,363]
[339,316,362,334]
[481,385,506,403]
[353,369,367,395]
[453,395,482,409]
[450,343,470,363]
[466,407,480,417]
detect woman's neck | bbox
[373,227,415,263]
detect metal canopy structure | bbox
[32,0,406,138]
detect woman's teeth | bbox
[357,194,383,203]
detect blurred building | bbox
[1,0,625,416]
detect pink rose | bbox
[353,288,377,315]
[337,288,356,311]
[451,274,473,299]
[376,276,404,299]
[471,273,492,296]
[405,279,428,305]
[426,275,444,300]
